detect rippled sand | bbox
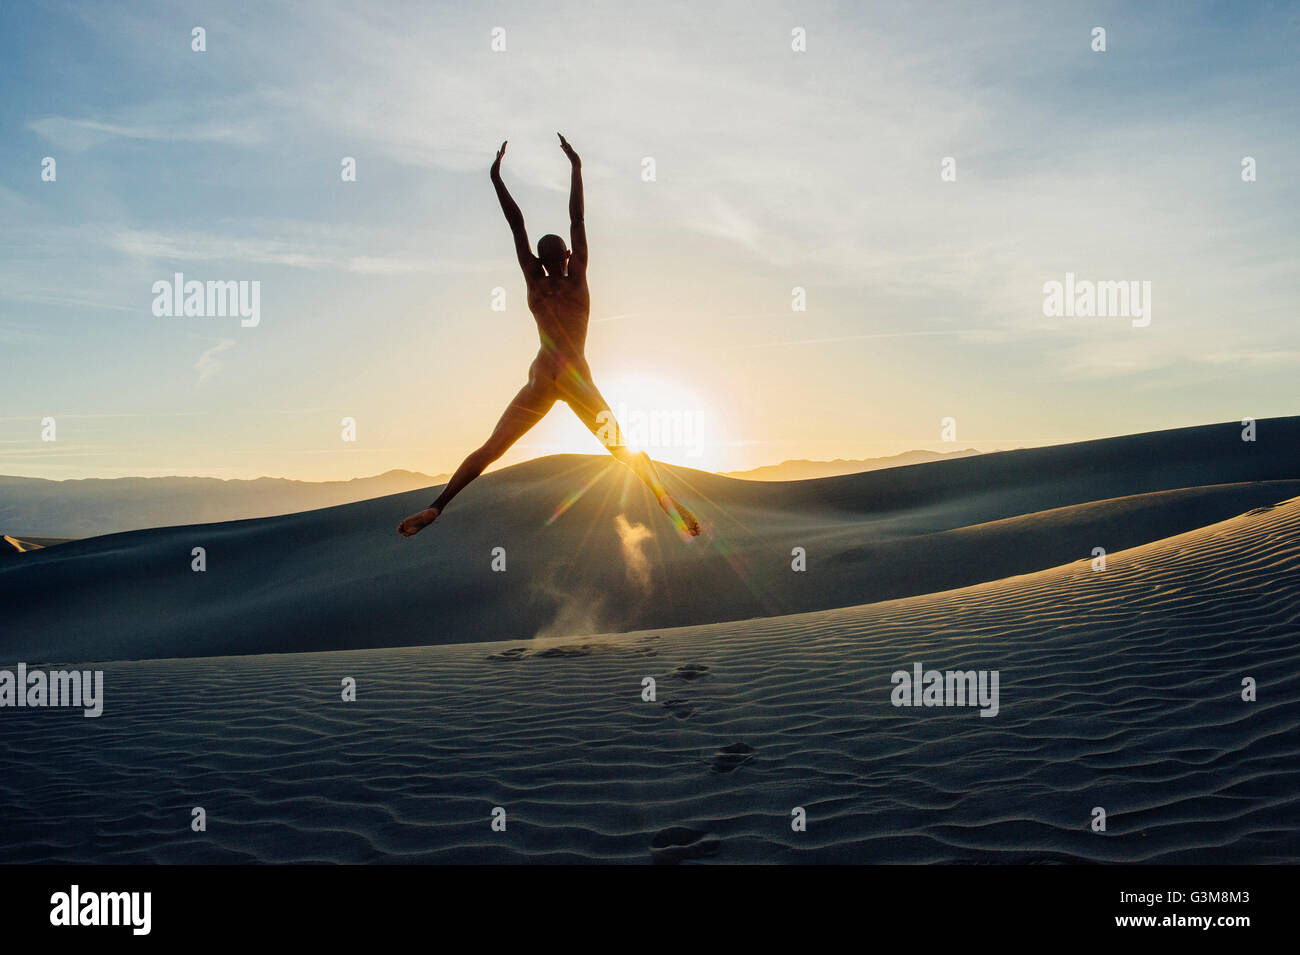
[3,495,1296,863]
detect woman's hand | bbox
[557,132,580,167]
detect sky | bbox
[1,0,1297,481]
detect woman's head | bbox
[537,233,570,275]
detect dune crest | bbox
[3,417,1299,663]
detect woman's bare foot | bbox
[675,500,702,537]
[658,494,701,537]
[397,506,440,537]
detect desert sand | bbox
[0,417,1297,863]
[4,417,1300,663]
[720,447,982,481]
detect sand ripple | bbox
[1,497,1297,863]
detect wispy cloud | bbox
[194,338,236,387]
[345,256,491,275]
[736,329,981,350]
[0,325,43,344]
[111,229,328,269]
[28,116,265,152]
[103,228,494,274]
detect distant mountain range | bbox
[721,448,985,481]
[0,469,449,540]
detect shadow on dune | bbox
[4,417,1299,663]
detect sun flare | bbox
[521,371,723,471]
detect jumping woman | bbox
[399,134,701,538]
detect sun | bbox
[521,370,724,471]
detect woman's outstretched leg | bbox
[560,376,701,536]
[398,382,555,537]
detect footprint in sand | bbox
[489,642,655,661]
[660,697,696,719]
[710,742,755,773]
[531,644,599,658]
[671,663,710,681]
[650,827,720,864]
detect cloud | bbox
[690,195,764,255]
[106,229,494,274]
[0,325,43,344]
[27,116,263,153]
[347,256,453,275]
[111,230,328,269]
[735,329,974,350]
[1052,341,1173,380]
[0,287,142,313]
[1195,350,1300,368]
[194,338,236,387]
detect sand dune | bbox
[1,534,69,555]
[3,417,1299,663]
[720,448,983,481]
[2,483,1295,863]
[2,535,33,555]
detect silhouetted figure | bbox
[399,135,700,538]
